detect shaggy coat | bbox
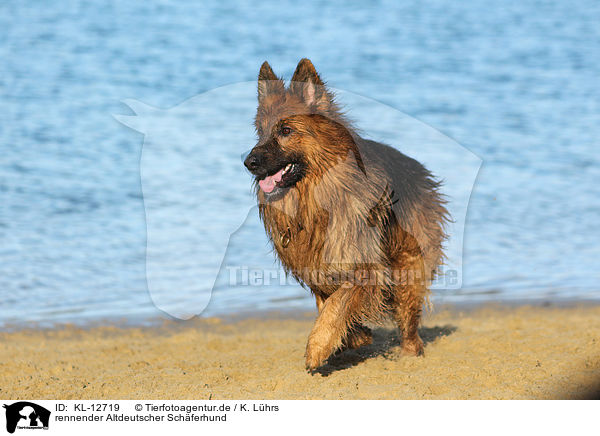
[245,59,449,371]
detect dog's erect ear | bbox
[258,61,284,103]
[290,58,324,86]
[289,58,331,111]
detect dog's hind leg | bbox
[393,289,425,356]
[342,324,372,350]
[315,293,325,312]
[391,250,427,356]
[305,283,370,370]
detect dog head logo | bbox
[114,67,481,320]
[3,402,50,433]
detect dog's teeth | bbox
[283,163,292,175]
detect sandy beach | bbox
[1,304,599,400]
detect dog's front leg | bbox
[314,291,372,352]
[305,283,362,371]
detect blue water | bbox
[1,0,599,328]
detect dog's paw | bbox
[305,340,334,372]
[305,346,329,371]
[401,336,424,357]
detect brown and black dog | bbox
[244,59,449,371]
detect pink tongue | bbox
[259,168,285,193]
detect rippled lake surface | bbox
[1,0,599,327]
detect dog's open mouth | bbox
[258,162,302,196]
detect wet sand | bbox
[1,304,599,399]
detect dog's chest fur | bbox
[259,167,391,295]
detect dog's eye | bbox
[281,126,292,136]
[257,127,264,136]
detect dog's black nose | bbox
[244,153,261,172]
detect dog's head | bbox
[254,58,341,138]
[245,59,358,201]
